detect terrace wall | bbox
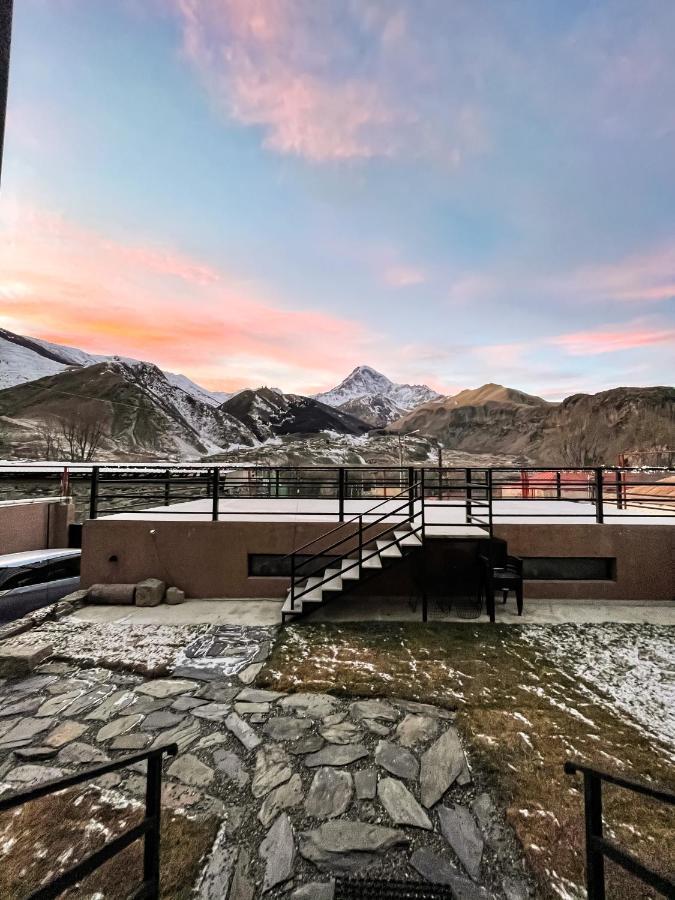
[0,498,75,554]
[81,519,674,602]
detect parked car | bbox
[0,549,81,623]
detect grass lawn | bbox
[259,622,674,900]
[0,785,218,899]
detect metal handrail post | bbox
[615,470,622,509]
[338,467,345,522]
[144,752,163,899]
[556,470,562,500]
[163,469,170,507]
[358,515,363,577]
[408,466,415,519]
[290,553,295,610]
[595,468,604,524]
[584,771,606,900]
[465,468,472,524]
[487,469,494,537]
[211,467,219,521]
[89,466,99,520]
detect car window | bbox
[1,565,51,591]
[47,558,81,580]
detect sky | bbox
[0,0,674,399]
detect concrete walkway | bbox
[74,599,284,626]
[73,597,675,627]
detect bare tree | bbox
[37,417,62,459]
[59,410,105,461]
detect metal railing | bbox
[1,464,673,523]
[0,743,178,900]
[284,478,426,612]
[564,759,675,899]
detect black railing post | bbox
[275,468,280,498]
[338,467,345,522]
[556,470,562,500]
[163,469,170,507]
[358,515,363,577]
[487,469,494,538]
[408,466,415,519]
[144,752,163,900]
[595,467,604,524]
[465,468,472,524]
[584,771,606,900]
[211,467,219,521]
[89,466,99,520]
[615,470,622,509]
[290,552,296,610]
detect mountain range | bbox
[0,327,672,464]
[314,365,440,426]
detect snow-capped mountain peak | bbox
[314,365,441,426]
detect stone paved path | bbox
[0,625,534,899]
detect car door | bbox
[45,556,81,603]
[0,565,50,622]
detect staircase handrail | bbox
[280,481,422,562]
[288,482,424,609]
[304,508,426,598]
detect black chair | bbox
[481,538,524,617]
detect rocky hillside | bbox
[0,360,256,459]
[221,387,371,442]
[387,383,674,465]
[537,386,675,465]
[0,327,230,406]
[315,365,440,426]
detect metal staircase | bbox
[281,482,425,623]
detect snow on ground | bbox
[522,623,675,755]
[4,619,209,674]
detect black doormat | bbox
[334,877,455,899]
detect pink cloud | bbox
[0,198,379,392]
[552,242,675,304]
[551,324,675,356]
[171,0,487,164]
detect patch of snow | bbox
[522,624,675,756]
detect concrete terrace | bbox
[101,496,675,526]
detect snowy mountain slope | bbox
[315,365,441,426]
[0,359,256,458]
[0,327,228,407]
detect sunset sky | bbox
[1,0,674,398]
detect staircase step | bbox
[341,558,361,580]
[281,595,303,617]
[377,539,402,558]
[286,576,323,602]
[320,568,343,592]
[362,552,382,569]
[394,530,423,547]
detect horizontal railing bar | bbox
[564,760,675,803]
[0,744,178,813]
[591,836,675,896]
[27,820,150,900]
